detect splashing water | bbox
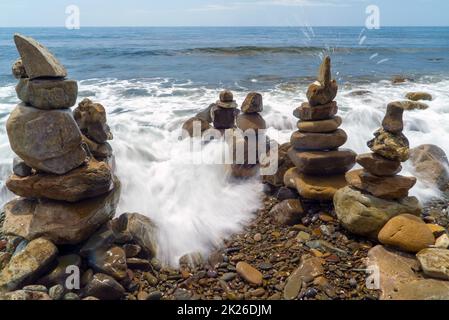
[1,76,449,265]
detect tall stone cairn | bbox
[285,56,356,201]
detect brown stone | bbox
[219,90,234,103]
[262,142,295,187]
[82,135,113,161]
[368,128,410,162]
[367,245,449,300]
[16,78,78,110]
[405,92,432,101]
[74,98,112,144]
[12,58,27,79]
[382,102,404,133]
[14,34,67,79]
[378,214,435,253]
[236,262,263,286]
[83,273,125,300]
[397,100,429,111]
[236,113,266,132]
[241,92,263,113]
[7,103,87,175]
[293,102,338,121]
[290,129,347,151]
[270,199,305,226]
[88,246,127,281]
[6,159,113,202]
[288,148,356,176]
[0,238,58,292]
[211,105,238,129]
[417,248,449,280]
[346,169,416,200]
[297,116,342,133]
[182,117,211,138]
[306,56,338,106]
[410,144,449,191]
[195,104,214,123]
[356,153,402,176]
[2,179,121,245]
[284,168,347,201]
[334,187,421,238]
[230,164,259,179]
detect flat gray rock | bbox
[14,34,67,79]
[7,103,86,174]
[16,78,78,109]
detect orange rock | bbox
[236,262,263,286]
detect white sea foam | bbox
[0,77,448,265]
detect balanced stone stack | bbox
[335,102,422,238]
[3,34,120,249]
[211,90,239,130]
[231,92,266,178]
[286,56,356,201]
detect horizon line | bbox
[0,25,448,28]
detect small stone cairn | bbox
[285,56,356,201]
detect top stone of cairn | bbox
[306,56,338,106]
[14,33,67,79]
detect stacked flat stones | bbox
[286,56,356,201]
[3,34,120,247]
[211,90,239,130]
[232,92,266,178]
[346,102,417,200]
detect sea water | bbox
[0,27,448,265]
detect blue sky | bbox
[0,0,448,27]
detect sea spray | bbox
[0,77,448,265]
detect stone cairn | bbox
[232,92,266,178]
[285,56,356,201]
[0,34,158,300]
[334,102,422,238]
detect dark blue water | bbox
[1,27,449,88]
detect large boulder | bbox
[6,103,87,175]
[0,238,57,292]
[409,144,449,191]
[367,245,449,300]
[378,214,435,253]
[14,34,67,79]
[74,99,113,144]
[2,179,121,245]
[334,186,421,238]
[6,159,113,202]
[16,78,78,110]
